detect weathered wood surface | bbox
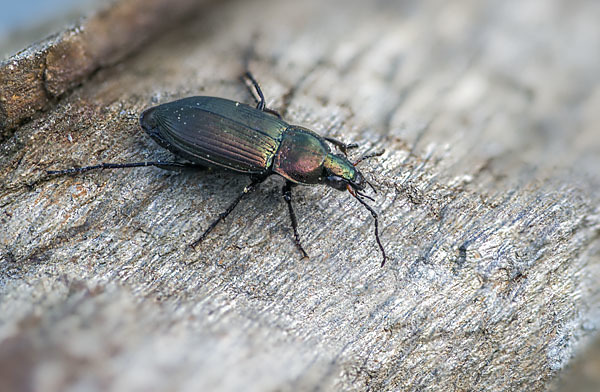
[0,0,211,138]
[1,0,599,391]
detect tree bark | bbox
[1,0,599,391]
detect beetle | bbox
[48,72,387,266]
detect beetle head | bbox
[322,153,365,191]
[322,149,387,266]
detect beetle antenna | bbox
[353,149,383,195]
[355,190,375,202]
[351,192,388,267]
[365,179,378,194]
[353,149,385,166]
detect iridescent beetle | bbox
[49,72,387,266]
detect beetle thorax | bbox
[273,127,329,184]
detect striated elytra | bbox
[48,72,387,266]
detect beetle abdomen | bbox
[140,97,288,174]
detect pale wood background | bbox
[1,0,599,390]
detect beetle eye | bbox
[325,176,348,191]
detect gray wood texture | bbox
[1,0,599,391]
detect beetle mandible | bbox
[48,71,387,266]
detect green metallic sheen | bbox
[142,97,363,190]
[51,80,386,266]
[322,154,358,183]
[141,97,287,175]
[273,126,329,184]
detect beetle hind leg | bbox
[47,161,207,176]
[282,181,309,259]
[190,177,264,249]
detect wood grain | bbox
[1,0,599,391]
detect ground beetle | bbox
[48,72,387,266]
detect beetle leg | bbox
[282,181,309,259]
[262,107,283,119]
[190,177,265,249]
[242,71,266,111]
[324,137,359,156]
[353,150,385,166]
[241,71,283,119]
[47,161,206,176]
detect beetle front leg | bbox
[324,137,359,156]
[191,177,264,249]
[282,181,309,259]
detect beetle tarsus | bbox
[324,137,359,156]
[282,181,309,259]
[190,178,264,249]
[353,150,385,166]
